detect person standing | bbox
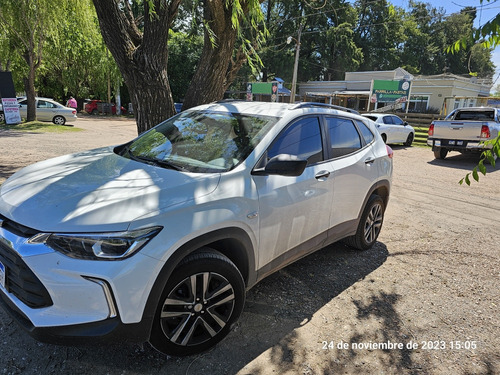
[66,96,77,110]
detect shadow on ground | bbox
[4,241,497,374]
[427,151,498,174]
[1,242,392,374]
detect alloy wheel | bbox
[363,202,383,244]
[160,272,235,347]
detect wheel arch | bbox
[360,180,390,218]
[140,227,256,340]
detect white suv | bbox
[0,101,392,356]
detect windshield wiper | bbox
[128,150,185,171]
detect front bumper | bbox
[0,224,160,344]
[0,291,148,345]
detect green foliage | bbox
[41,0,121,102]
[355,0,408,71]
[167,30,203,101]
[459,138,500,185]
[448,6,500,52]
[0,0,119,104]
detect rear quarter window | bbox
[356,120,375,144]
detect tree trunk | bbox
[182,2,239,110]
[22,52,37,122]
[92,0,181,134]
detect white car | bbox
[17,97,77,125]
[0,101,392,356]
[362,113,414,146]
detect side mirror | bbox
[404,121,409,126]
[258,154,307,176]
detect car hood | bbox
[0,147,220,232]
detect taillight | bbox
[480,125,490,139]
[72,110,77,115]
[428,123,434,136]
[386,145,393,159]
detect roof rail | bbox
[290,102,360,115]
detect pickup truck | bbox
[427,107,500,159]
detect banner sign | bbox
[246,82,279,102]
[371,80,411,104]
[1,98,21,124]
[0,71,21,124]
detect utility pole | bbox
[290,24,302,104]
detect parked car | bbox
[0,101,392,356]
[427,107,500,160]
[84,99,127,115]
[362,113,414,146]
[16,97,77,125]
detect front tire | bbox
[433,147,448,159]
[149,250,245,356]
[0,112,4,123]
[404,133,414,147]
[344,195,385,250]
[53,115,66,125]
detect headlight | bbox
[29,227,162,260]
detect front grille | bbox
[0,241,53,308]
[0,214,38,237]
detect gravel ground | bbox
[0,116,499,374]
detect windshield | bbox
[126,110,279,173]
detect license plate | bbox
[0,260,5,289]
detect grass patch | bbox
[0,121,82,133]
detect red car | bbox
[84,100,127,115]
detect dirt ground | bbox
[0,116,499,375]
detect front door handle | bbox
[315,170,331,180]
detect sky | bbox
[389,0,500,90]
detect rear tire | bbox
[149,249,245,356]
[344,195,384,251]
[0,112,4,123]
[433,148,448,159]
[53,115,66,125]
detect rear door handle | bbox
[315,170,331,180]
[365,158,375,164]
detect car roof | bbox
[453,107,496,112]
[192,100,360,118]
[18,97,55,101]
[363,113,388,118]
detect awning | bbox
[333,91,370,96]
[305,91,370,97]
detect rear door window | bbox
[391,116,404,125]
[326,117,362,158]
[383,116,393,125]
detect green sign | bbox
[371,80,411,103]
[251,82,272,94]
[246,82,279,102]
